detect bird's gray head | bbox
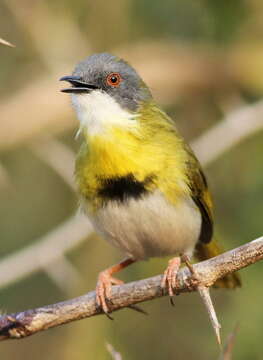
[60,53,152,112]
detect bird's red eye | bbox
[106,73,122,87]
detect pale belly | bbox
[86,191,202,260]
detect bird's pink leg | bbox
[96,258,135,314]
[162,254,200,302]
[161,257,181,298]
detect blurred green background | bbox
[0,0,263,359]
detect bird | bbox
[60,53,241,314]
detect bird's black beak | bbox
[60,75,98,93]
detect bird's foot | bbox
[96,270,123,316]
[161,257,181,303]
[161,255,221,345]
[180,254,200,291]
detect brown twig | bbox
[218,324,239,360]
[191,101,263,166]
[0,236,262,341]
[106,343,123,360]
[0,214,92,290]
[30,136,76,191]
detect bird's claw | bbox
[96,271,123,316]
[161,257,181,303]
[184,275,200,291]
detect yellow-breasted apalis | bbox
[60,53,240,314]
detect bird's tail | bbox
[195,239,241,289]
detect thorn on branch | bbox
[197,286,221,346]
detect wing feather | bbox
[185,145,214,244]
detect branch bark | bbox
[0,236,262,341]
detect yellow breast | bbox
[75,102,191,211]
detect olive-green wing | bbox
[185,146,214,244]
[184,146,241,288]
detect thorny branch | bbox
[0,236,262,341]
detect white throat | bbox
[71,90,138,136]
